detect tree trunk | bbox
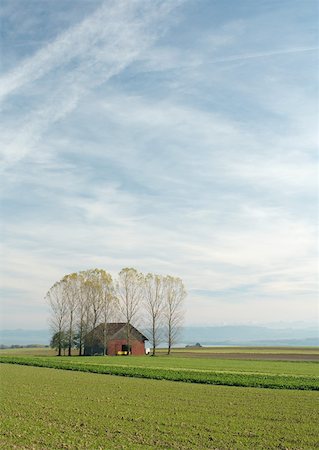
[152,319,156,356]
[91,336,95,355]
[126,322,130,355]
[91,327,96,356]
[78,321,84,356]
[167,320,172,355]
[68,312,73,356]
[78,335,82,356]
[103,322,107,356]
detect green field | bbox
[2,346,318,357]
[1,350,318,390]
[1,347,318,449]
[1,363,319,450]
[158,346,319,355]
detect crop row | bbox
[1,356,318,391]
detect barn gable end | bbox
[84,323,147,356]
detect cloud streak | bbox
[0,0,181,166]
[0,1,180,100]
[1,0,317,328]
[206,46,319,64]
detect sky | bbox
[0,0,318,329]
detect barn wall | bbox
[107,338,145,356]
[83,345,104,356]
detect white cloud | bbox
[0,1,180,100]
[1,0,317,328]
[0,0,182,167]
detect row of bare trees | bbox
[46,268,186,356]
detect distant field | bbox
[0,347,56,356]
[158,346,319,361]
[1,364,318,449]
[2,345,319,358]
[1,347,318,390]
[162,346,319,354]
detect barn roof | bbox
[85,322,148,342]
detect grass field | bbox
[2,353,319,375]
[1,346,319,390]
[2,346,319,357]
[161,347,319,354]
[1,363,319,449]
[1,347,318,448]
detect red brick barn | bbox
[84,322,147,356]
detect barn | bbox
[84,322,148,356]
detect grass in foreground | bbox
[1,364,318,449]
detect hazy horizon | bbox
[1,320,318,331]
[1,323,318,347]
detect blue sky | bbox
[1,0,318,329]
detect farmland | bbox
[1,347,318,449]
[1,346,319,391]
[1,363,319,449]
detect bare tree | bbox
[74,271,91,356]
[100,270,116,356]
[46,280,67,356]
[163,276,186,355]
[63,273,79,356]
[116,268,142,354]
[47,267,186,357]
[81,269,106,354]
[143,273,164,355]
[47,268,116,357]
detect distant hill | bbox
[0,325,318,347]
[0,329,51,346]
[180,326,319,347]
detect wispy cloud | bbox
[0,0,182,166]
[0,1,180,100]
[1,0,317,327]
[142,46,319,74]
[206,46,319,64]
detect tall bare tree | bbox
[63,273,79,356]
[81,269,106,354]
[163,276,186,355]
[144,273,164,355]
[47,267,186,357]
[46,280,67,356]
[74,272,88,356]
[100,270,116,355]
[116,268,142,354]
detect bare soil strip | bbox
[169,351,319,361]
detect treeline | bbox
[46,268,186,356]
[0,345,50,349]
